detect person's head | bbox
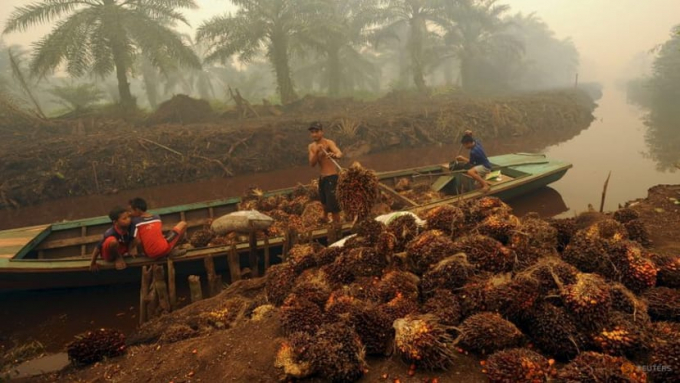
[109,206,131,228]
[128,197,148,217]
[308,121,324,142]
[461,135,475,149]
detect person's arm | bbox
[89,246,100,272]
[327,140,342,159]
[308,143,320,167]
[456,155,469,163]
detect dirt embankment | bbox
[0,90,595,209]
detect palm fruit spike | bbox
[315,246,343,267]
[642,287,680,321]
[613,207,640,224]
[651,253,680,288]
[546,217,577,253]
[345,247,387,278]
[350,305,394,356]
[462,196,512,225]
[320,256,355,286]
[421,253,476,298]
[422,289,462,326]
[584,218,629,242]
[405,230,455,274]
[393,314,457,370]
[378,292,420,323]
[308,323,367,383]
[424,205,466,236]
[473,213,521,245]
[450,234,515,273]
[352,218,386,245]
[387,214,419,252]
[515,256,578,295]
[557,352,647,383]
[591,311,652,360]
[456,312,524,355]
[484,348,554,383]
[291,272,332,308]
[521,302,586,361]
[485,276,541,321]
[376,270,420,303]
[624,219,652,247]
[607,240,657,292]
[510,215,559,269]
[336,162,380,221]
[275,332,315,379]
[560,273,612,331]
[562,230,612,274]
[456,273,495,317]
[66,328,126,366]
[609,282,651,323]
[265,262,298,306]
[288,243,324,274]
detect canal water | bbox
[1,85,678,366]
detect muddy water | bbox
[1,85,677,364]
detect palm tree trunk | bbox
[409,17,427,92]
[111,45,135,108]
[270,36,297,104]
[327,47,341,97]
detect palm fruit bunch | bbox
[237,186,263,210]
[189,228,215,248]
[521,302,587,361]
[378,293,420,323]
[393,314,457,370]
[609,282,651,323]
[649,334,680,382]
[607,240,657,292]
[642,287,680,321]
[375,231,398,257]
[460,197,512,225]
[484,348,554,383]
[613,207,640,224]
[651,253,680,288]
[546,217,577,253]
[561,273,612,331]
[301,201,326,229]
[394,177,411,192]
[424,205,466,236]
[257,194,284,212]
[387,214,419,251]
[591,311,652,359]
[308,323,368,383]
[291,180,319,200]
[288,243,324,273]
[345,247,387,278]
[624,219,652,247]
[337,162,380,221]
[158,324,198,344]
[485,276,541,321]
[516,256,578,295]
[405,230,455,274]
[352,218,386,245]
[557,352,646,383]
[291,272,332,307]
[265,263,298,306]
[421,253,476,298]
[320,256,355,286]
[275,331,315,379]
[450,234,515,273]
[473,213,521,246]
[314,246,343,267]
[282,195,310,216]
[376,270,420,303]
[423,289,462,326]
[346,305,394,356]
[456,274,495,317]
[66,328,126,366]
[457,312,524,355]
[325,293,364,322]
[344,277,381,302]
[510,215,559,269]
[562,230,612,274]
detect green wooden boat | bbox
[0,153,571,292]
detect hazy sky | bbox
[1,0,678,82]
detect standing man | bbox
[456,130,492,193]
[308,121,343,223]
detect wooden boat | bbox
[0,153,571,292]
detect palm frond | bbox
[3,0,86,33]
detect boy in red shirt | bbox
[90,206,132,271]
[128,197,188,259]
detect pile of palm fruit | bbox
[66,328,126,366]
[260,195,680,382]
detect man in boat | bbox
[307,121,343,223]
[456,131,492,193]
[89,206,132,271]
[128,197,188,259]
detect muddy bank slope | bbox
[0,90,595,208]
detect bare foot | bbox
[114,257,127,270]
[481,185,491,194]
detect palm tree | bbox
[196,0,311,104]
[439,0,523,91]
[377,0,443,92]
[3,0,202,108]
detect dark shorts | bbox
[319,174,341,214]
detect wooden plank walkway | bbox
[0,225,49,259]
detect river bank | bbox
[7,183,679,383]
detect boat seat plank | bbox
[0,225,50,259]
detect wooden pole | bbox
[327,223,337,244]
[204,255,222,297]
[188,275,203,303]
[281,229,291,261]
[248,232,259,278]
[599,171,612,213]
[139,266,151,325]
[263,235,271,272]
[228,244,241,283]
[152,265,171,313]
[167,259,177,308]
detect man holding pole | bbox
[308,121,343,223]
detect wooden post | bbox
[146,285,159,320]
[599,171,612,213]
[152,265,171,313]
[167,259,177,308]
[248,232,259,278]
[139,266,151,325]
[327,223,337,244]
[228,244,241,283]
[188,275,203,303]
[281,229,291,261]
[80,226,87,256]
[263,235,271,272]
[204,255,222,297]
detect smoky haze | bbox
[2,0,678,84]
